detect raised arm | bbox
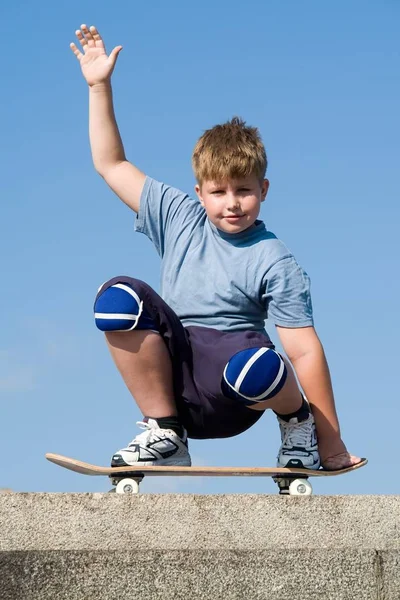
[70,24,145,213]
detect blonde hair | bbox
[192,116,267,187]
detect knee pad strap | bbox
[94,282,158,332]
[222,347,287,406]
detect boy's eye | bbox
[211,188,249,194]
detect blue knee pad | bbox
[222,347,287,406]
[94,282,158,332]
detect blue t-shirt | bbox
[135,176,314,333]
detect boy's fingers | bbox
[89,25,105,49]
[81,24,95,47]
[75,29,88,52]
[70,42,83,60]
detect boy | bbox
[70,25,361,471]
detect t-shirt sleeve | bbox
[135,176,201,257]
[262,256,314,327]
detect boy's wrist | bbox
[89,81,112,93]
[317,435,348,461]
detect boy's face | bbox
[195,174,269,234]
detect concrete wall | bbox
[1,494,399,599]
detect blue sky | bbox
[1,0,399,495]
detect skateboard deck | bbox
[45,453,367,496]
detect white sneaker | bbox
[111,418,192,467]
[276,413,320,469]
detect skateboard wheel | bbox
[115,478,140,494]
[288,478,313,496]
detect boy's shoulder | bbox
[252,223,294,263]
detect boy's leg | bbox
[105,329,177,418]
[239,356,360,470]
[222,347,319,468]
[222,348,304,414]
[94,277,191,467]
[245,355,304,414]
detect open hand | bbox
[70,25,122,87]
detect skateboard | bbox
[45,453,367,496]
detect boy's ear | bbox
[261,179,270,202]
[195,184,205,207]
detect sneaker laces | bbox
[128,420,162,448]
[280,417,314,448]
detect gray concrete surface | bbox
[1,494,399,599]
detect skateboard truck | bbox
[273,458,313,496]
[273,476,313,496]
[110,475,144,494]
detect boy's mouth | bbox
[224,215,244,221]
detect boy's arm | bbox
[71,25,145,213]
[276,325,349,462]
[89,82,145,213]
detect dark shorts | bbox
[96,276,275,439]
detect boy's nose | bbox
[226,195,240,209]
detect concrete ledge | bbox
[1,494,399,551]
[1,494,399,599]
[1,549,396,600]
